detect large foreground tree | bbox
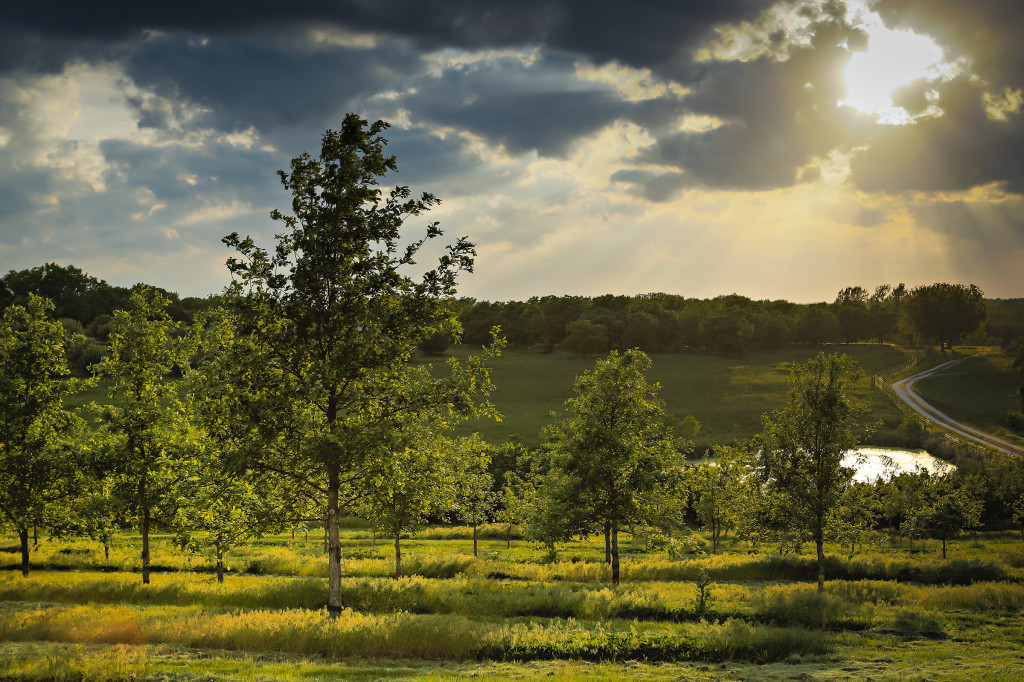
[755,352,875,591]
[223,114,495,612]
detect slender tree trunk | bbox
[18,528,29,577]
[32,524,38,548]
[216,534,225,584]
[141,504,151,585]
[327,467,342,614]
[473,521,478,557]
[291,528,295,541]
[815,535,825,592]
[942,536,947,560]
[604,519,611,564]
[323,509,329,555]
[104,540,110,562]
[611,518,620,585]
[394,530,402,579]
[507,524,512,549]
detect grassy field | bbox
[426,344,912,449]
[4,527,1024,680]
[67,343,1022,453]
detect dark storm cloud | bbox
[632,20,875,192]
[850,77,1024,193]
[398,53,635,156]
[99,138,280,204]
[0,0,774,170]
[122,33,421,132]
[0,1,771,73]
[379,127,529,197]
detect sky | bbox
[1,0,1022,303]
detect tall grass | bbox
[0,602,832,663]
[465,553,1010,585]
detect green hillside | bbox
[424,343,912,449]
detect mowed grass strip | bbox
[3,570,1019,631]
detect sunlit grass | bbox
[0,601,832,663]
[4,526,1024,677]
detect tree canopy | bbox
[904,283,986,349]
[221,113,496,608]
[755,352,875,591]
[543,349,685,584]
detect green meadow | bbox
[4,526,1024,680]
[432,343,913,449]
[13,342,1024,680]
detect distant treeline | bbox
[2,263,1022,362]
[0,263,218,374]
[452,285,1024,357]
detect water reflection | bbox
[844,446,954,483]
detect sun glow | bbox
[841,10,951,124]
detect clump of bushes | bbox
[1005,411,1024,435]
[484,619,831,663]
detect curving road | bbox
[889,358,1024,457]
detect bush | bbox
[1005,411,1024,435]
[753,588,873,630]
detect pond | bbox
[843,446,953,483]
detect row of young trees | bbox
[0,116,512,616]
[519,350,999,590]
[1,114,1018,602]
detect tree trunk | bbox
[32,524,38,548]
[394,530,402,580]
[472,521,478,557]
[216,534,225,584]
[815,536,825,592]
[942,536,947,560]
[323,509,329,554]
[507,523,512,549]
[327,468,342,614]
[611,518,620,585]
[604,519,611,564]
[18,528,29,577]
[141,505,151,585]
[104,541,110,562]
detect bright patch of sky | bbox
[841,0,960,124]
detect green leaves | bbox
[540,350,688,560]
[754,352,876,586]
[0,294,87,574]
